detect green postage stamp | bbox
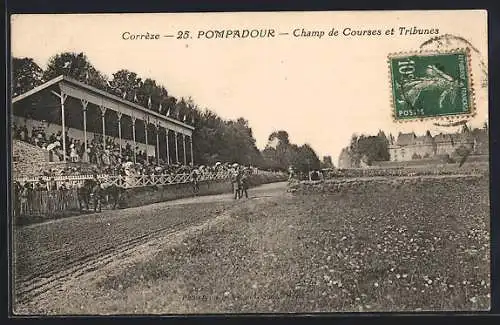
[389,49,475,121]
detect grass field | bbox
[22,174,489,314]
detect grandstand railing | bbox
[14,169,285,189]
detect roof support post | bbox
[80,99,89,162]
[182,133,187,166]
[155,121,160,165]
[61,93,68,162]
[174,131,179,164]
[144,115,149,164]
[190,135,194,166]
[165,128,170,165]
[131,115,137,164]
[51,90,68,162]
[99,105,107,149]
[116,111,123,158]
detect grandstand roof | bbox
[12,75,194,135]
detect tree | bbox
[267,130,291,168]
[348,133,390,166]
[137,78,162,111]
[268,130,290,146]
[157,86,170,115]
[12,57,44,96]
[321,156,334,169]
[191,109,225,165]
[43,52,107,89]
[175,97,189,120]
[293,144,321,172]
[348,134,361,167]
[261,146,280,170]
[261,130,322,171]
[162,96,177,117]
[189,106,263,166]
[108,69,143,100]
[377,130,389,146]
[222,118,262,165]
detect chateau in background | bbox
[388,126,489,162]
[338,125,489,168]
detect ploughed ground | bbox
[13,177,489,314]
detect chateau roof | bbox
[373,128,487,150]
[395,132,416,146]
[415,135,434,144]
[434,133,453,143]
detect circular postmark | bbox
[419,34,487,88]
[419,34,487,127]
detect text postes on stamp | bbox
[389,49,474,122]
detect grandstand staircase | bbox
[12,140,97,179]
[12,140,53,178]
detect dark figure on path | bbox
[239,171,249,199]
[77,179,94,212]
[100,182,125,210]
[231,169,241,199]
[288,166,295,182]
[90,175,102,212]
[88,175,124,212]
[77,176,107,213]
[191,169,200,196]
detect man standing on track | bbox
[240,168,249,199]
[288,166,295,182]
[191,168,200,196]
[231,164,240,199]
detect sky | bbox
[11,11,488,164]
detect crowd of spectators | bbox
[13,123,258,184]
[16,162,252,195]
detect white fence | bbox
[14,169,285,189]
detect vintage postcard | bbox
[10,10,489,315]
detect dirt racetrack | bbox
[12,176,490,314]
[13,182,286,311]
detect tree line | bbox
[347,130,390,167]
[12,52,328,172]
